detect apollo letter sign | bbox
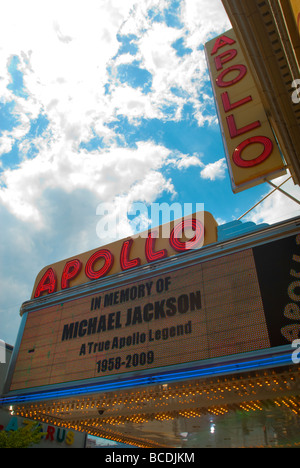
[205,29,286,193]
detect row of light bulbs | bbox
[13,368,298,418]
[15,395,300,426]
[11,367,300,447]
[14,394,300,448]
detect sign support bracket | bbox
[238,175,300,220]
[265,178,300,205]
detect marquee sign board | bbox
[8,219,300,393]
[205,29,286,193]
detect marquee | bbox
[4,215,300,397]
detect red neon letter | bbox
[216,64,247,87]
[211,35,236,56]
[145,232,168,263]
[169,219,204,252]
[232,136,273,168]
[221,91,252,112]
[61,259,82,289]
[34,268,57,298]
[214,49,237,71]
[85,249,114,280]
[226,114,261,138]
[120,239,141,270]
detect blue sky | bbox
[0,0,300,346]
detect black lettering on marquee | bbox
[154,300,165,319]
[90,281,156,311]
[78,321,193,356]
[90,296,101,311]
[62,322,75,341]
[62,289,202,345]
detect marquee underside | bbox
[9,362,300,448]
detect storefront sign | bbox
[205,29,286,193]
[0,411,86,448]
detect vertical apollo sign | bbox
[205,29,286,193]
[290,0,300,33]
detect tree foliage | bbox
[0,423,44,448]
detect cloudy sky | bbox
[1,0,300,346]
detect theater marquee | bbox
[8,219,300,393]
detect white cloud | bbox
[0,133,14,156]
[181,0,231,46]
[0,139,177,228]
[0,0,230,156]
[107,84,161,122]
[0,0,232,346]
[200,157,226,180]
[105,0,230,125]
[168,153,204,170]
[0,0,137,151]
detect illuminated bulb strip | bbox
[13,374,298,419]
[14,394,300,439]
[0,352,293,405]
